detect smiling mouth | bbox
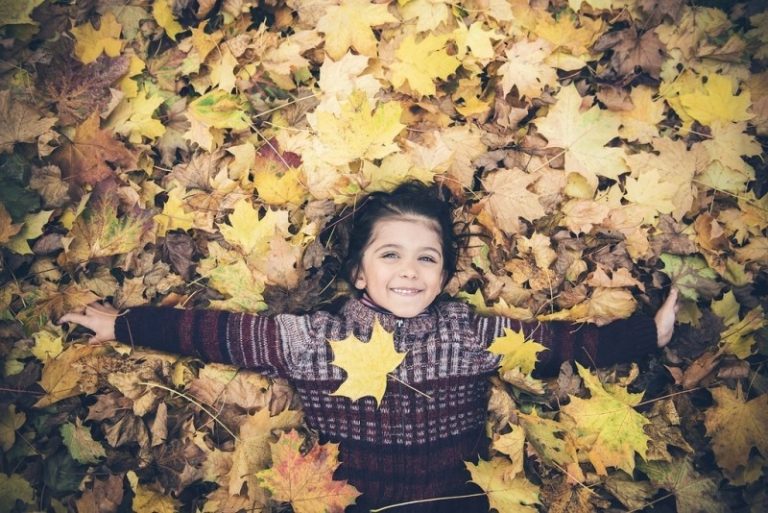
[390,288,422,295]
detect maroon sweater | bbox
[115,298,658,512]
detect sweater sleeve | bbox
[114,306,293,378]
[472,312,659,377]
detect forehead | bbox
[368,216,443,247]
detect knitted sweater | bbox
[115,298,658,512]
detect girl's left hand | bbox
[654,288,679,348]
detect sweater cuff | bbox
[114,306,185,354]
[594,313,659,367]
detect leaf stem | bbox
[387,374,432,400]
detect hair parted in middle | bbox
[342,181,464,288]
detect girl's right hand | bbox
[59,302,119,344]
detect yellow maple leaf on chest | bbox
[389,33,460,97]
[328,319,407,406]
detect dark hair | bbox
[342,181,461,286]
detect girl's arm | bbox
[474,289,678,377]
[59,303,292,377]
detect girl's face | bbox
[354,217,445,318]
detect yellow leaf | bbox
[210,48,238,92]
[230,409,303,496]
[617,86,665,143]
[328,319,407,406]
[519,411,585,482]
[107,87,166,143]
[198,243,268,313]
[498,38,557,98]
[453,21,503,62]
[310,90,404,166]
[701,121,761,181]
[31,330,64,363]
[71,12,123,64]
[4,209,52,254]
[152,0,183,40]
[536,85,626,186]
[117,53,145,98]
[316,0,397,60]
[677,73,753,126]
[0,0,45,25]
[360,152,434,195]
[188,90,251,130]
[34,345,101,408]
[538,287,637,326]
[488,328,547,375]
[218,200,290,255]
[465,457,540,513]
[128,470,180,513]
[704,386,768,479]
[153,188,196,237]
[191,21,222,62]
[253,167,307,206]
[561,364,650,475]
[400,0,451,33]
[390,33,460,97]
[623,169,678,224]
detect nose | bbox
[399,262,417,278]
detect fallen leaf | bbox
[61,419,107,464]
[465,457,540,513]
[0,90,57,154]
[328,318,407,406]
[488,328,547,375]
[71,12,124,64]
[316,0,397,59]
[256,430,361,513]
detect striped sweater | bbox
[114,298,658,512]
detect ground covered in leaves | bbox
[1,0,767,511]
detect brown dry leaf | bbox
[0,90,57,154]
[482,168,546,234]
[74,474,125,513]
[52,112,138,186]
[0,204,22,243]
[34,344,103,408]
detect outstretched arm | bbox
[60,303,292,377]
[474,289,679,376]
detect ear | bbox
[354,273,366,290]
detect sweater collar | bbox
[343,295,438,334]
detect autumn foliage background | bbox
[1,0,768,511]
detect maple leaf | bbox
[0,405,25,452]
[218,200,290,255]
[518,411,584,482]
[309,90,404,167]
[256,430,361,513]
[0,204,22,243]
[560,364,650,475]
[316,0,397,59]
[52,112,137,185]
[596,26,666,78]
[481,168,547,235]
[704,386,768,480]
[535,85,627,186]
[616,86,665,143]
[712,291,766,358]
[623,169,678,224]
[671,73,753,127]
[152,0,183,40]
[498,38,557,98]
[70,12,124,64]
[4,209,53,255]
[0,473,35,512]
[31,330,64,362]
[0,0,45,25]
[658,254,722,301]
[198,243,268,313]
[39,54,129,125]
[61,181,154,265]
[488,328,547,375]
[153,187,196,237]
[0,90,57,154]
[187,90,251,131]
[700,121,761,187]
[106,86,166,143]
[328,318,407,405]
[128,471,180,513]
[639,457,727,513]
[389,33,460,97]
[34,345,103,408]
[453,20,503,63]
[61,419,107,464]
[230,408,303,497]
[465,457,540,513]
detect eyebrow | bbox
[373,243,442,255]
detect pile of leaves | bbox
[1,0,767,511]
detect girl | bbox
[61,182,678,513]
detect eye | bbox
[381,252,399,259]
[419,255,438,263]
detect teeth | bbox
[392,288,420,295]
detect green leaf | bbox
[61,420,107,464]
[188,90,251,130]
[0,404,26,451]
[43,449,86,493]
[0,473,35,512]
[658,254,722,301]
[639,457,727,513]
